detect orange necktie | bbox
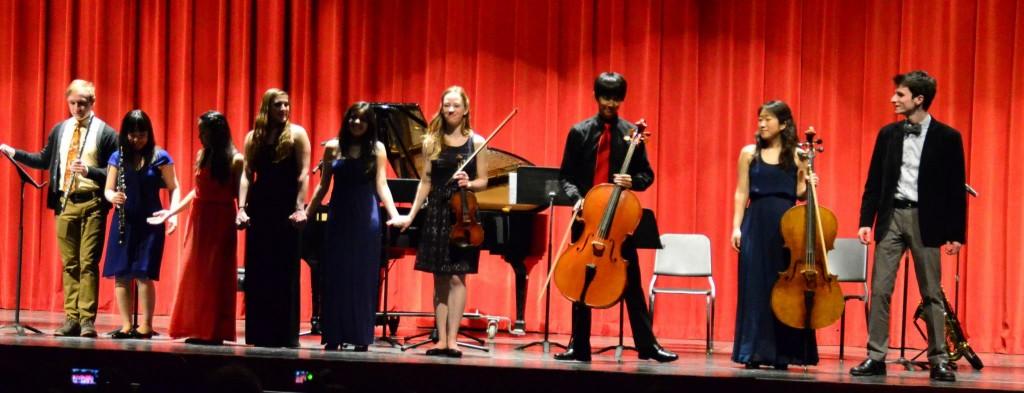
[63,121,85,191]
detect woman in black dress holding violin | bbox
[394,86,488,358]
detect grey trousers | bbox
[866,207,949,364]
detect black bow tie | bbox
[904,122,922,136]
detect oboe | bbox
[116,145,126,245]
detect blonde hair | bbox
[425,86,471,159]
[65,79,96,102]
[247,88,294,164]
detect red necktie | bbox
[593,122,612,187]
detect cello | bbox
[552,121,649,309]
[770,128,845,329]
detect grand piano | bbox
[373,102,548,332]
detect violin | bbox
[552,121,650,309]
[449,156,484,248]
[770,128,845,329]
[446,108,518,248]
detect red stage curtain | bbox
[2,0,1023,354]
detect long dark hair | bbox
[197,110,239,185]
[119,109,157,168]
[338,102,378,179]
[755,100,798,171]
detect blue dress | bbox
[103,149,173,280]
[321,158,381,346]
[732,156,818,366]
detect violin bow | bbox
[447,108,518,183]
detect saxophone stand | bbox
[0,154,46,336]
[515,179,570,353]
[892,253,925,371]
[594,209,662,363]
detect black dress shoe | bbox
[638,345,678,363]
[425,348,447,356]
[553,347,591,362]
[445,348,463,358]
[850,358,886,376]
[930,361,956,382]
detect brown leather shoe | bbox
[53,319,80,337]
[79,320,97,338]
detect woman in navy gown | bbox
[730,100,818,369]
[306,102,401,351]
[103,109,181,339]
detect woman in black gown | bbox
[730,100,818,369]
[395,86,488,358]
[236,88,311,347]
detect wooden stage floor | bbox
[0,310,1019,392]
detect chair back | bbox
[653,234,712,277]
[826,238,868,282]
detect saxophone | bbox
[913,289,984,370]
[116,146,126,245]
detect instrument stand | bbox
[376,259,400,348]
[0,155,46,336]
[515,192,567,353]
[594,302,637,363]
[892,253,922,371]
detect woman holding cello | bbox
[395,86,488,358]
[730,100,818,369]
[552,72,676,363]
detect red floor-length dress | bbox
[168,167,239,341]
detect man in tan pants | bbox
[1,80,118,337]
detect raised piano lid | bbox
[372,102,543,212]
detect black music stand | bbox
[0,154,46,335]
[594,208,662,362]
[514,168,573,353]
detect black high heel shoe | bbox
[110,330,134,339]
[132,329,154,339]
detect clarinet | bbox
[117,146,126,245]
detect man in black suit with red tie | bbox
[553,72,676,363]
[850,70,966,382]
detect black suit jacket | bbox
[858,117,967,246]
[13,118,118,213]
[558,115,654,201]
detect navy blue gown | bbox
[732,156,818,366]
[321,158,381,347]
[103,149,172,280]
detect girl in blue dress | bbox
[730,100,818,369]
[103,109,181,339]
[306,102,401,351]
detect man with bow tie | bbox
[1,79,118,338]
[850,70,967,382]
